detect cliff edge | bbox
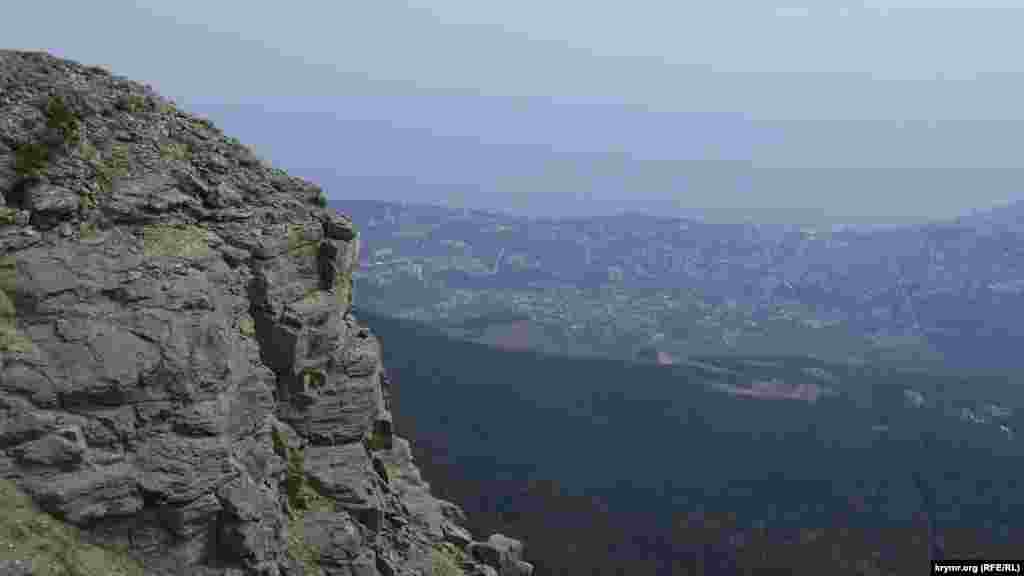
[0,51,532,576]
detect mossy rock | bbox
[0,322,35,354]
[365,431,390,453]
[286,225,320,259]
[158,141,191,163]
[0,479,144,576]
[78,222,99,240]
[333,274,352,311]
[14,141,50,177]
[78,140,98,162]
[429,545,466,576]
[301,369,326,391]
[0,255,18,295]
[0,207,18,226]
[117,94,149,115]
[285,521,323,576]
[270,426,332,519]
[44,95,81,145]
[299,289,326,306]
[142,224,211,258]
[93,143,131,193]
[238,316,256,337]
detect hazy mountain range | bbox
[337,198,1024,373]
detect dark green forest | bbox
[360,310,1024,575]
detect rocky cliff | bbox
[0,51,532,576]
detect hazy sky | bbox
[8,1,1024,224]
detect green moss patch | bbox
[78,222,99,240]
[0,257,31,354]
[300,369,326,392]
[142,224,211,258]
[12,96,84,178]
[285,517,324,576]
[286,225,320,259]
[270,425,335,575]
[0,479,143,576]
[299,289,326,306]
[45,96,81,145]
[14,141,50,177]
[270,426,332,518]
[429,544,467,576]
[238,316,256,337]
[333,274,352,311]
[158,141,191,163]
[365,431,390,453]
[93,143,131,193]
[0,207,18,226]
[118,94,149,115]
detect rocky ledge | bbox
[0,50,532,576]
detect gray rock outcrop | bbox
[0,50,530,576]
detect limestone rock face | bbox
[0,50,530,576]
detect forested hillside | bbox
[364,310,1024,575]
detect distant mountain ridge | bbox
[334,198,1024,372]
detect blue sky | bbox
[8,1,1024,224]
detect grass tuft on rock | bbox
[0,479,144,576]
[141,224,211,258]
[429,544,467,576]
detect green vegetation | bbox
[365,430,390,452]
[78,140,98,162]
[314,191,327,208]
[78,221,99,240]
[334,274,352,311]
[300,369,325,391]
[93,143,131,193]
[383,462,402,483]
[12,96,84,179]
[270,425,333,576]
[44,96,80,145]
[156,101,176,116]
[141,224,211,258]
[269,426,332,519]
[0,479,143,576]
[429,544,466,576]
[118,94,148,115]
[285,519,324,576]
[0,256,32,354]
[13,141,50,177]
[158,141,191,163]
[299,289,326,306]
[286,225,320,259]
[238,316,256,337]
[0,207,18,226]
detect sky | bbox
[7,0,1024,225]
